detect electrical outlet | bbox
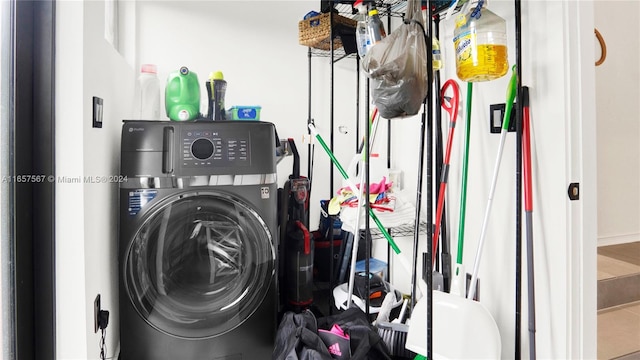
[489,103,516,133]
[94,294,101,333]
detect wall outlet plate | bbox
[93,96,103,128]
[94,294,101,333]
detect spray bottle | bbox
[356,20,371,58]
[354,0,372,57]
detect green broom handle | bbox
[503,65,519,131]
[457,82,473,269]
[308,124,401,254]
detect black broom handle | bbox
[514,0,524,357]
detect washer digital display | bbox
[182,129,249,168]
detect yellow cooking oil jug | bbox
[453,8,508,82]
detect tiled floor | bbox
[598,255,640,281]
[598,241,640,360]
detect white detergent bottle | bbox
[132,64,161,119]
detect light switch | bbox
[93,96,103,128]
[489,103,516,133]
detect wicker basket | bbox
[298,12,357,50]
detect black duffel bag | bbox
[273,308,391,360]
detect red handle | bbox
[432,79,461,262]
[440,79,460,125]
[523,88,533,212]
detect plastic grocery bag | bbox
[361,0,427,119]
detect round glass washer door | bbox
[124,192,275,339]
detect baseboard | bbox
[598,233,640,247]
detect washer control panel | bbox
[182,129,249,168]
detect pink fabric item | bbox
[337,176,392,196]
[327,324,349,340]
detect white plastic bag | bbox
[362,0,428,119]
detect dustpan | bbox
[406,290,501,359]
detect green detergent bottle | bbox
[165,66,200,121]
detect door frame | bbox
[6,0,56,358]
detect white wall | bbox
[82,1,135,359]
[594,1,640,246]
[56,1,134,358]
[55,2,88,358]
[55,0,597,358]
[385,1,596,358]
[134,1,368,195]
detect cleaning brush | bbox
[376,321,416,359]
[376,299,415,358]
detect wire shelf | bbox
[309,47,357,60]
[370,221,429,240]
[332,0,408,19]
[306,0,464,59]
[331,0,463,19]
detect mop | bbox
[467,65,518,301]
[342,111,383,309]
[433,14,452,293]
[522,86,537,359]
[431,79,461,273]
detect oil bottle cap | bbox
[368,9,379,16]
[210,71,224,81]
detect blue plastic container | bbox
[227,106,261,121]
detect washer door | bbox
[124,192,275,339]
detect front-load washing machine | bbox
[118,120,278,359]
